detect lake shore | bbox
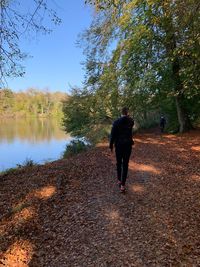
[0,131,200,266]
[0,117,69,171]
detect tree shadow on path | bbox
[0,131,200,266]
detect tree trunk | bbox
[162,7,192,133]
[172,58,192,133]
[175,94,192,133]
[172,57,191,133]
[143,110,147,121]
[164,22,192,132]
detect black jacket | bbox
[109,115,134,148]
[160,117,166,127]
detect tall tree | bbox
[83,0,200,132]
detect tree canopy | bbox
[63,0,200,138]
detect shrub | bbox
[62,140,90,158]
[17,158,36,168]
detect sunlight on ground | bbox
[134,138,162,145]
[107,210,120,221]
[191,146,200,152]
[13,207,35,223]
[134,138,142,142]
[164,135,177,140]
[131,184,145,193]
[0,186,55,237]
[104,209,123,234]
[0,207,36,237]
[34,185,56,199]
[0,186,56,266]
[1,240,33,267]
[134,137,166,145]
[174,147,187,152]
[96,143,107,147]
[129,162,161,174]
[191,174,200,182]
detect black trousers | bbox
[115,144,132,186]
[160,124,165,133]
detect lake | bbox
[0,118,71,171]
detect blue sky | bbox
[7,1,93,93]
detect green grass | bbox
[0,158,37,176]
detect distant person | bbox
[109,107,134,193]
[160,115,166,133]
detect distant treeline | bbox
[0,88,67,118]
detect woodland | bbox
[0,1,200,266]
[0,88,66,118]
[63,0,200,140]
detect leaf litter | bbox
[0,131,200,266]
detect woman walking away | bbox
[160,115,166,133]
[109,107,134,193]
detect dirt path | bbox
[0,132,200,266]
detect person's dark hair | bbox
[121,107,129,115]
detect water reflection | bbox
[0,118,69,143]
[0,118,71,171]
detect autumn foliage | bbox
[0,131,200,266]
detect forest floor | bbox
[0,130,200,267]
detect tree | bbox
[82,0,200,133]
[0,88,14,114]
[0,87,67,117]
[0,0,61,86]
